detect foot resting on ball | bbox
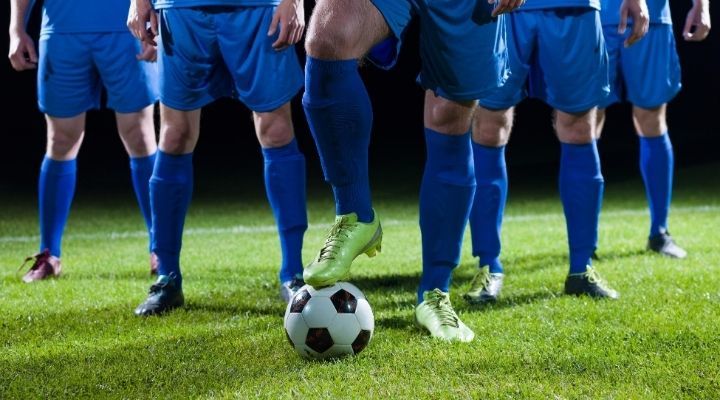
[304,211,382,287]
[416,289,474,342]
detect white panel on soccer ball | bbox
[354,298,375,331]
[284,312,309,346]
[329,313,361,345]
[310,284,343,298]
[301,297,338,328]
[321,344,354,360]
[300,284,319,297]
[338,282,367,300]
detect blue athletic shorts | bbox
[37,32,158,118]
[480,8,609,113]
[368,0,509,101]
[600,24,681,109]
[157,6,303,112]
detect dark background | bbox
[1,2,718,196]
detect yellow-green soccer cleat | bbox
[463,265,504,304]
[303,211,382,287]
[415,289,475,342]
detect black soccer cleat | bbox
[134,274,185,316]
[564,267,619,299]
[280,274,306,303]
[647,231,687,259]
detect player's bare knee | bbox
[46,133,83,159]
[254,104,294,148]
[45,116,85,159]
[257,119,294,148]
[160,124,196,154]
[472,107,512,146]
[305,0,387,60]
[425,94,476,134]
[554,109,595,145]
[633,105,667,137]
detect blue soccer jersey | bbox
[152,0,280,8]
[40,0,129,34]
[601,0,672,25]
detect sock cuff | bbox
[261,138,303,161]
[306,57,358,73]
[472,141,506,153]
[41,156,77,175]
[639,132,672,148]
[153,151,193,181]
[130,152,157,169]
[424,128,472,150]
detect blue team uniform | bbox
[37,0,158,117]
[479,0,609,113]
[154,0,303,112]
[367,0,509,101]
[600,0,681,108]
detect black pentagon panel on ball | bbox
[306,328,334,353]
[289,289,312,313]
[330,289,357,313]
[351,329,372,354]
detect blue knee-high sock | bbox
[302,57,373,222]
[469,143,508,274]
[418,129,476,302]
[639,133,673,237]
[261,138,308,282]
[38,156,77,257]
[130,152,156,252]
[150,151,193,289]
[559,141,604,274]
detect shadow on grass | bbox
[460,288,560,314]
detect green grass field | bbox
[1,162,719,399]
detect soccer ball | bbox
[284,282,374,360]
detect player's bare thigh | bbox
[305,0,391,60]
[254,103,294,148]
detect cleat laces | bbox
[469,268,491,292]
[316,217,355,262]
[18,249,51,272]
[426,290,459,328]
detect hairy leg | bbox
[302,0,390,222]
[305,0,390,60]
